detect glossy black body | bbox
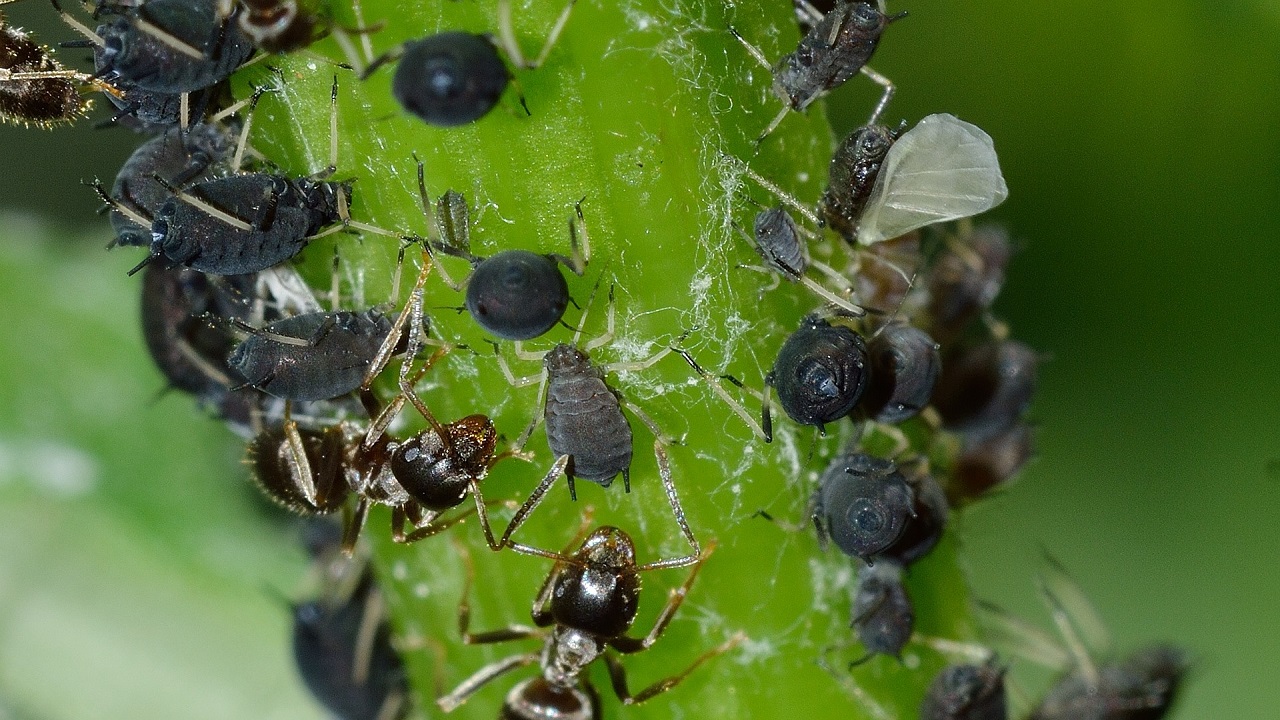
[393,32,509,127]
[811,452,914,561]
[0,15,87,127]
[228,309,392,401]
[248,423,350,514]
[139,264,251,396]
[93,0,255,94]
[851,561,913,660]
[920,663,1008,720]
[768,314,869,430]
[390,414,497,511]
[148,173,347,275]
[752,206,807,278]
[112,123,237,246]
[542,345,633,488]
[1031,645,1185,720]
[292,573,409,720]
[860,322,940,424]
[932,340,1038,443]
[501,677,598,720]
[465,250,570,340]
[772,2,892,111]
[949,423,1034,504]
[880,472,947,566]
[820,122,899,240]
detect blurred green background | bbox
[1,0,1277,717]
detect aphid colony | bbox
[2,0,1185,718]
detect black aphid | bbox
[811,452,914,562]
[1031,645,1186,720]
[949,422,1034,504]
[735,205,864,316]
[292,570,409,720]
[920,662,1008,720]
[926,224,1012,345]
[819,122,902,241]
[362,0,576,127]
[880,471,947,566]
[426,182,587,340]
[768,312,870,433]
[932,339,1038,443]
[55,0,256,95]
[859,322,940,424]
[109,122,238,246]
[731,1,906,140]
[438,526,738,714]
[0,5,119,127]
[249,420,351,515]
[850,561,913,662]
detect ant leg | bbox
[453,540,542,643]
[671,348,770,442]
[604,632,744,705]
[436,653,538,713]
[622,541,714,646]
[859,65,895,126]
[340,495,371,555]
[500,454,572,554]
[359,250,435,393]
[528,510,597,624]
[496,0,577,70]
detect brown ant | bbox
[437,517,743,716]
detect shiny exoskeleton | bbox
[820,122,902,241]
[920,662,1008,720]
[1031,645,1186,720]
[292,568,409,720]
[131,173,350,276]
[109,122,237,247]
[363,0,576,127]
[751,206,807,278]
[232,0,324,54]
[768,313,870,433]
[429,187,587,341]
[248,420,351,515]
[811,452,914,561]
[229,308,392,402]
[0,6,120,127]
[438,527,737,715]
[949,423,1034,504]
[932,339,1038,443]
[84,0,256,95]
[880,471,947,566]
[850,561,913,662]
[860,322,940,424]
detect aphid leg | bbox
[1038,577,1100,688]
[727,26,771,70]
[351,0,377,67]
[351,581,387,684]
[500,454,571,553]
[580,283,617,353]
[546,196,590,276]
[218,84,270,174]
[358,249,435,394]
[280,410,320,507]
[975,599,1072,671]
[809,487,829,549]
[815,646,893,720]
[49,0,104,48]
[755,105,794,145]
[671,348,771,442]
[454,539,542,643]
[792,0,826,27]
[1040,553,1113,654]
[495,0,577,70]
[359,44,404,81]
[634,441,701,569]
[131,7,207,60]
[605,631,745,705]
[914,634,998,663]
[859,65,895,126]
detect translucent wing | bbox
[857,113,1008,245]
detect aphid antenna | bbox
[149,172,254,231]
[549,196,590,276]
[671,346,770,442]
[815,646,893,720]
[49,0,105,47]
[84,178,154,232]
[914,634,999,663]
[1039,551,1113,654]
[975,598,1073,671]
[791,0,824,28]
[1036,576,1101,689]
[495,0,577,71]
[723,153,823,228]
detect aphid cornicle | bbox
[920,662,1008,720]
[361,0,576,127]
[768,312,870,433]
[810,452,915,562]
[426,184,588,341]
[731,1,906,140]
[850,561,914,662]
[437,526,739,715]
[0,4,119,127]
[292,569,409,720]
